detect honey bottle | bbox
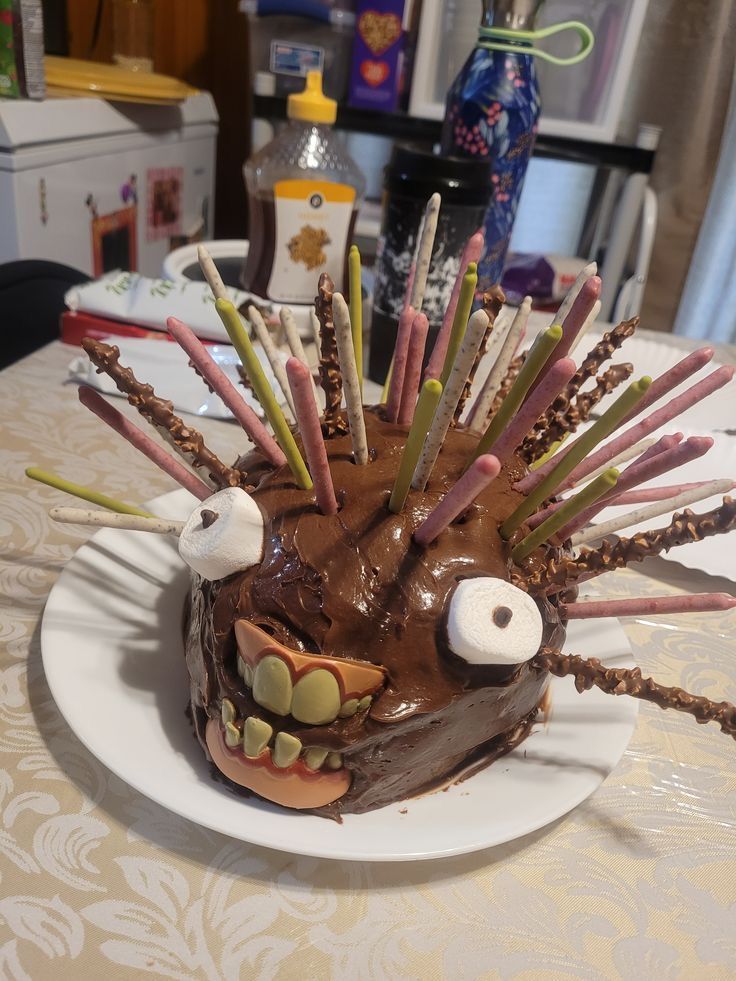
[243,70,366,304]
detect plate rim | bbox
[40,490,639,863]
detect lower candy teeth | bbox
[303,747,329,771]
[272,732,302,768]
[243,717,272,757]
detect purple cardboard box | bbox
[348,0,406,112]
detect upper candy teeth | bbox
[252,655,293,716]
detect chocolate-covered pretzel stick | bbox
[527,496,736,593]
[564,317,639,402]
[522,362,634,463]
[81,338,246,490]
[535,648,736,740]
[314,273,346,437]
[521,317,639,463]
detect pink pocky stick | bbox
[286,358,338,516]
[556,435,713,540]
[167,316,285,468]
[609,480,736,506]
[630,432,683,467]
[526,276,601,397]
[517,365,735,495]
[78,386,212,500]
[526,435,696,531]
[424,231,484,383]
[414,454,501,547]
[385,304,417,423]
[485,358,577,467]
[398,313,430,427]
[562,593,736,619]
[525,433,683,530]
[621,347,715,423]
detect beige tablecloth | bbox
[1,340,735,980]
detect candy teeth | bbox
[205,720,351,809]
[291,669,341,725]
[224,721,241,747]
[221,699,236,725]
[252,655,293,716]
[273,732,302,768]
[303,747,329,771]
[447,577,544,666]
[243,717,272,757]
[338,698,359,718]
[235,619,386,711]
[178,487,264,581]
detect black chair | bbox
[0,259,90,370]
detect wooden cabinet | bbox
[65,0,251,237]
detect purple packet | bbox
[348,0,405,113]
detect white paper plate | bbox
[587,428,736,581]
[41,489,638,862]
[68,337,287,421]
[520,315,733,435]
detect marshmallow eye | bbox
[446,577,543,666]
[178,487,264,581]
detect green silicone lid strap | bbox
[478,21,595,67]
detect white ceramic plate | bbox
[41,490,638,862]
[587,428,736,581]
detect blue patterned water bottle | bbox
[441,0,594,286]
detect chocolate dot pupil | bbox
[492,605,513,628]
[201,509,219,529]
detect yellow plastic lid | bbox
[44,56,197,105]
[287,71,337,124]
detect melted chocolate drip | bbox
[527,497,736,594]
[81,338,248,490]
[454,287,504,425]
[314,273,347,437]
[536,648,736,739]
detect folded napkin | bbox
[65,271,254,343]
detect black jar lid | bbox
[383,144,492,205]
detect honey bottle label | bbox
[268,179,356,303]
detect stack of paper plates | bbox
[45,56,197,105]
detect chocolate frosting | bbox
[81,338,247,490]
[184,409,566,813]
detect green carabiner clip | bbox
[478,20,595,66]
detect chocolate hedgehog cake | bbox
[183,411,564,815]
[35,230,736,820]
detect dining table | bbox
[1,329,735,981]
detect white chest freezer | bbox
[0,93,218,277]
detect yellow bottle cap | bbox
[287,71,337,124]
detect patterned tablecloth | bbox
[1,339,735,981]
